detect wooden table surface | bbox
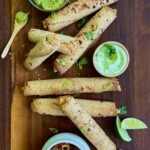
[0,0,150,150]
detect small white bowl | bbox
[42,133,90,150]
[93,41,130,77]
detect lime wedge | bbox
[115,116,132,142]
[121,118,148,130]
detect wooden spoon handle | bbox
[1,29,18,59]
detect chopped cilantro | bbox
[49,69,60,78]
[48,128,59,134]
[46,35,54,41]
[63,80,73,88]
[56,59,71,67]
[119,106,127,115]
[78,16,89,29]
[50,12,57,19]
[80,127,87,134]
[60,107,65,113]
[104,44,116,58]
[102,83,112,89]
[73,93,80,98]
[76,57,89,70]
[87,31,93,40]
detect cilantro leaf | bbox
[119,106,127,115]
[49,69,60,78]
[104,44,116,58]
[50,12,57,19]
[87,31,93,40]
[78,16,89,29]
[73,93,80,98]
[76,57,89,70]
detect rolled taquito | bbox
[54,6,117,74]
[24,30,75,70]
[23,77,121,96]
[28,28,74,43]
[57,96,116,150]
[31,98,118,117]
[43,0,118,32]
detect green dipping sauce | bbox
[33,0,66,11]
[15,11,29,24]
[93,42,129,77]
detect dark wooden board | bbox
[0,0,150,150]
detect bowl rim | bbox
[93,41,130,77]
[28,0,68,12]
[42,133,90,150]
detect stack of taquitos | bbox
[24,6,117,71]
[23,1,122,149]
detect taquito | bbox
[24,30,75,70]
[57,96,116,150]
[43,0,118,32]
[54,6,117,74]
[28,28,74,43]
[23,77,121,96]
[31,98,118,117]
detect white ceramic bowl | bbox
[42,133,90,150]
[93,41,130,77]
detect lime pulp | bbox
[121,118,148,130]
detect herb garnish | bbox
[63,80,73,88]
[102,83,112,89]
[87,31,93,40]
[78,16,89,29]
[50,12,57,19]
[80,127,87,134]
[104,44,116,59]
[46,35,54,41]
[76,57,89,70]
[48,128,59,134]
[119,106,127,115]
[73,93,80,98]
[56,59,71,67]
[49,69,60,78]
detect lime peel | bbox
[115,116,132,142]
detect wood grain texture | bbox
[0,0,149,150]
[0,1,12,150]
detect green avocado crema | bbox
[94,43,128,76]
[33,0,66,11]
[15,11,29,24]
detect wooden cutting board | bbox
[10,0,145,150]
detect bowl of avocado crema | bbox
[28,0,69,12]
[93,41,130,77]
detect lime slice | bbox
[121,118,148,130]
[115,116,132,142]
